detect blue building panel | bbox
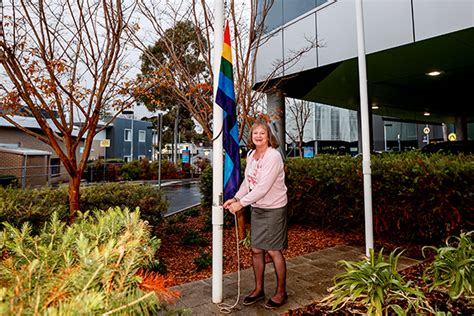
[105,117,153,161]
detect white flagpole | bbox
[355,0,374,257]
[212,0,224,304]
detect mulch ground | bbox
[154,207,363,286]
[154,207,473,314]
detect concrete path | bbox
[159,245,421,315]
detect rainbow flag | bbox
[216,21,240,200]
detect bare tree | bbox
[0,0,139,221]
[133,0,318,142]
[287,98,312,158]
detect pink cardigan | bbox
[235,147,287,208]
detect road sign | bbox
[182,149,190,163]
[423,127,430,134]
[448,133,457,141]
[100,139,110,147]
[303,147,314,158]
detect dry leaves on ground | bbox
[154,207,364,286]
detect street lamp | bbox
[123,109,134,161]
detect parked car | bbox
[421,141,474,154]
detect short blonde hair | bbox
[247,122,279,149]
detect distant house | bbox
[0,146,51,188]
[0,114,155,188]
[104,117,153,162]
[0,116,84,185]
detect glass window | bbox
[258,0,330,33]
[124,129,132,142]
[50,158,60,176]
[283,0,316,25]
[139,130,146,142]
[331,108,340,140]
[258,0,283,33]
[123,155,131,163]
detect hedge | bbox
[0,182,168,229]
[200,152,474,244]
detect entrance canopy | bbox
[256,27,474,124]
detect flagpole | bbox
[355,0,374,257]
[212,0,224,304]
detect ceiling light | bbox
[423,112,431,116]
[371,105,379,110]
[426,71,442,76]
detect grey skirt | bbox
[250,206,288,250]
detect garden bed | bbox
[153,207,363,286]
[286,259,473,315]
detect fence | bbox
[0,163,67,188]
[0,160,205,188]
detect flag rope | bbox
[216,213,242,314]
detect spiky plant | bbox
[423,230,473,300]
[322,248,433,316]
[0,207,178,315]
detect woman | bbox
[224,121,288,309]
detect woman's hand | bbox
[226,201,243,214]
[223,198,235,209]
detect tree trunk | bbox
[298,140,303,158]
[68,175,81,223]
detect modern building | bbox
[104,117,154,162]
[255,0,474,151]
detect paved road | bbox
[161,180,201,216]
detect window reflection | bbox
[283,0,316,25]
[258,0,329,34]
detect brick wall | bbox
[0,152,23,181]
[0,127,84,184]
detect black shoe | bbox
[242,292,265,306]
[264,293,288,309]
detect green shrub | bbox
[239,229,252,248]
[200,152,473,244]
[194,157,211,174]
[0,183,168,229]
[121,160,142,180]
[200,159,246,208]
[159,160,184,179]
[201,214,212,232]
[166,216,178,225]
[423,230,474,300]
[285,153,473,244]
[139,158,153,179]
[0,185,69,229]
[144,257,168,275]
[193,251,212,272]
[322,248,433,315]
[164,223,182,235]
[199,165,213,208]
[80,183,168,226]
[183,207,199,217]
[180,229,209,246]
[0,207,167,314]
[368,152,473,243]
[175,213,187,223]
